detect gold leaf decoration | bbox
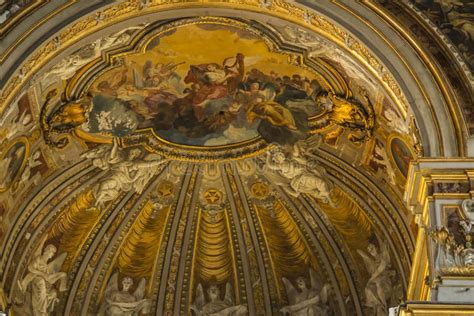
[47,189,99,270]
[116,201,171,278]
[194,208,234,284]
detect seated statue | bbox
[280,268,330,316]
[100,273,151,316]
[191,282,247,316]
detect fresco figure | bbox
[412,0,474,69]
[17,243,67,316]
[20,150,44,185]
[357,239,395,316]
[41,25,147,85]
[81,138,167,210]
[0,142,27,191]
[280,268,330,316]
[191,283,247,316]
[100,273,151,316]
[390,137,413,178]
[0,95,33,144]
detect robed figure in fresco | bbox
[16,242,67,316]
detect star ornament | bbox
[251,182,269,199]
[204,189,222,204]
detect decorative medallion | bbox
[203,188,223,204]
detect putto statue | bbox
[81,138,167,210]
[16,241,67,316]
[99,273,151,316]
[191,282,247,315]
[357,238,395,316]
[264,136,335,206]
[280,268,331,315]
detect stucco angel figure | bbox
[191,283,247,316]
[357,239,395,316]
[42,25,145,85]
[264,136,334,206]
[99,273,151,316]
[280,268,331,316]
[81,138,167,210]
[16,239,67,316]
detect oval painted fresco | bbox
[389,136,415,178]
[84,22,324,146]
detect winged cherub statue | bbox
[16,239,68,316]
[191,282,247,315]
[99,273,151,316]
[280,268,331,315]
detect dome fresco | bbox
[0,1,471,315]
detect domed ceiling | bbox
[0,3,429,315]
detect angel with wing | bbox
[191,283,247,316]
[99,273,151,316]
[265,137,334,206]
[81,138,168,210]
[280,268,331,316]
[16,239,67,316]
[357,237,395,316]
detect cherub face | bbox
[44,245,57,259]
[250,82,260,91]
[192,84,201,92]
[22,114,32,125]
[128,149,141,160]
[207,64,218,72]
[208,285,220,300]
[272,152,286,164]
[367,243,378,257]
[296,277,307,290]
[122,277,133,291]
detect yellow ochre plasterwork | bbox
[0,0,409,124]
